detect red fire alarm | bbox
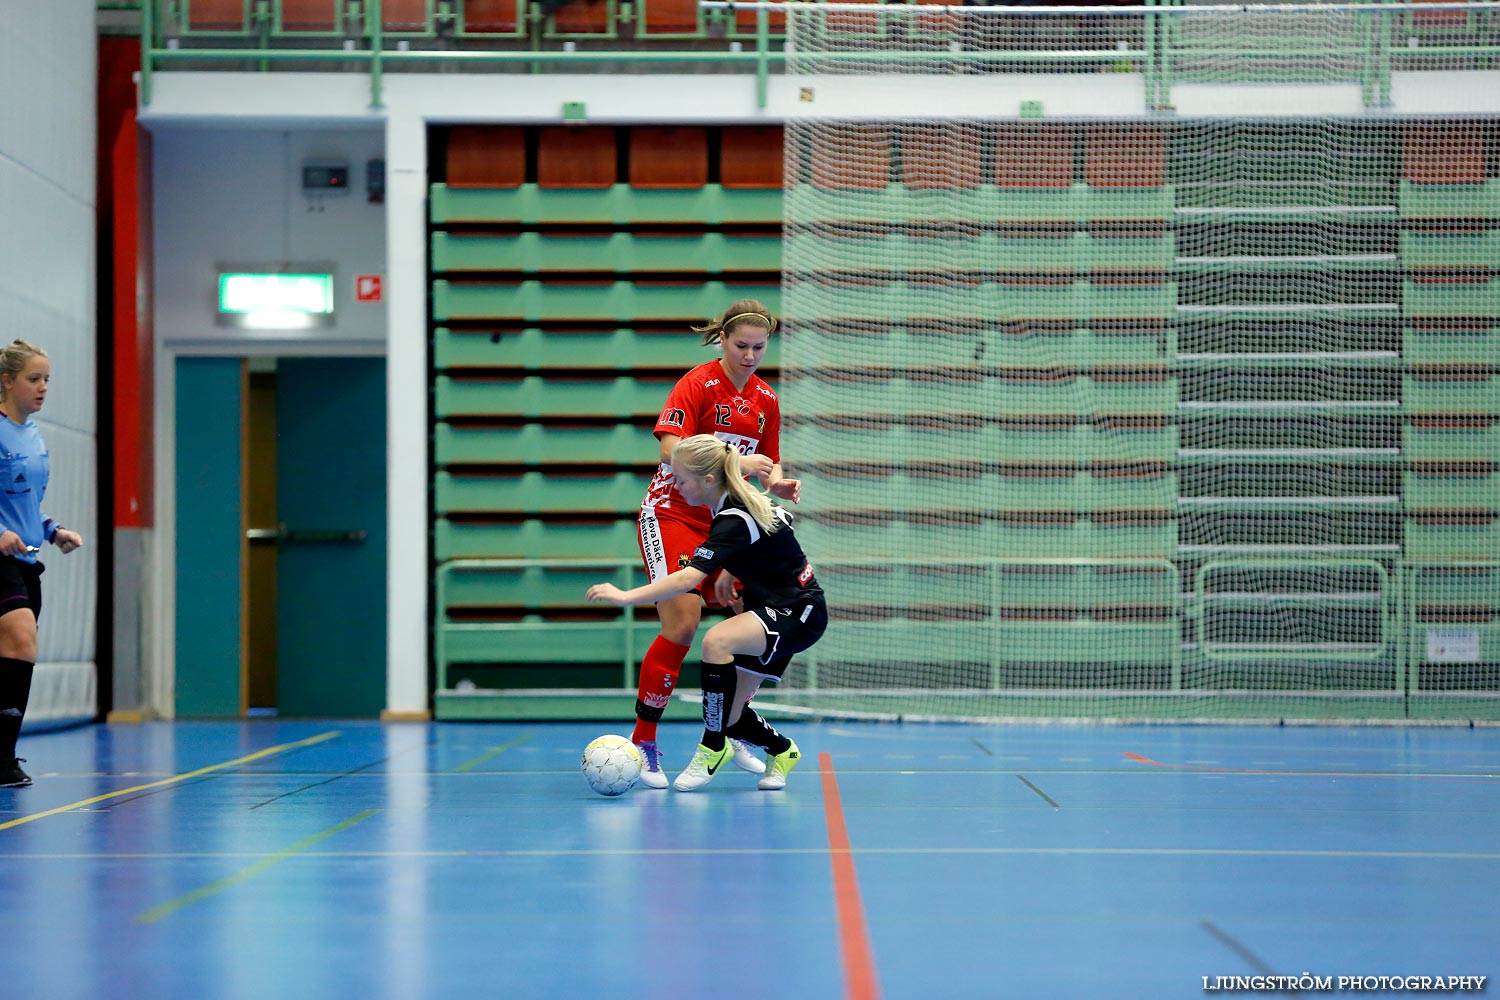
[355,274,383,303]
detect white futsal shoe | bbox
[634,740,670,789]
[672,742,734,792]
[729,738,767,775]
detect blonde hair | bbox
[0,340,47,403]
[691,298,777,348]
[672,434,781,534]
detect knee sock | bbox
[0,657,33,759]
[631,634,691,744]
[725,706,792,757]
[698,660,736,752]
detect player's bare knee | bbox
[701,629,733,662]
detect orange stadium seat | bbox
[380,0,431,31]
[463,0,526,32]
[994,125,1074,188]
[732,2,784,35]
[629,128,709,189]
[547,0,615,34]
[279,0,341,32]
[537,127,618,188]
[720,127,784,189]
[809,126,891,189]
[446,127,527,188]
[1404,125,1485,184]
[186,0,248,31]
[279,0,343,31]
[1085,126,1165,189]
[903,123,983,190]
[640,0,703,35]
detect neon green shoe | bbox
[757,741,801,790]
[672,742,735,791]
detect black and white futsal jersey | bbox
[686,494,822,611]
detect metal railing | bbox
[133,0,1500,109]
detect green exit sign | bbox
[218,272,335,329]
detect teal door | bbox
[274,358,388,716]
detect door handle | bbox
[245,525,368,545]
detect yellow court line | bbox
[0,730,343,832]
[133,809,379,924]
[452,734,534,772]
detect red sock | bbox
[632,634,691,744]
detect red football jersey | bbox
[642,360,781,529]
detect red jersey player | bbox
[630,299,801,787]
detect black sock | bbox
[0,657,33,710]
[699,660,736,752]
[0,658,33,759]
[0,709,18,761]
[725,707,792,756]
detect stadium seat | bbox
[537,127,617,188]
[380,0,432,33]
[902,123,983,190]
[637,0,704,36]
[184,0,251,32]
[446,126,526,188]
[1085,126,1166,189]
[278,0,342,33]
[461,0,526,33]
[809,126,892,189]
[1403,124,1485,184]
[629,127,709,188]
[545,0,616,35]
[994,125,1074,188]
[721,127,784,189]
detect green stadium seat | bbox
[433,279,781,323]
[1403,467,1500,511]
[1404,513,1500,559]
[442,562,647,610]
[1403,277,1499,318]
[431,232,781,274]
[435,374,674,419]
[433,326,768,371]
[430,183,785,225]
[436,518,641,560]
[435,470,645,515]
[1403,368,1500,414]
[435,422,658,466]
[1403,418,1500,461]
[440,620,663,665]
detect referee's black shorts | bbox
[737,596,828,681]
[0,557,44,621]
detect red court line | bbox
[819,752,881,1000]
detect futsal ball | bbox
[581,735,643,797]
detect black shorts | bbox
[0,557,44,621]
[736,596,828,682]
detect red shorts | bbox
[637,504,707,583]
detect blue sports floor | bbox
[2,719,1496,1000]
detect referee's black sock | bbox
[725,707,792,757]
[698,660,735,752]
[0,657,33,759]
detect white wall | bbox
[0,1,98,726]
[152,126,388,353]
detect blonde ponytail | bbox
[671,434,781,534]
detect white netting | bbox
[761,5,1500,722]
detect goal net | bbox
[759,3,1500,723]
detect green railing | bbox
[133,1,1500,110]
